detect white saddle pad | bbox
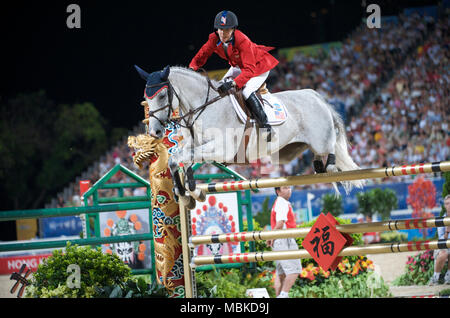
[231,93,288,126]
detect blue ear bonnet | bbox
[145,71,168,100]
[134,65,170,100]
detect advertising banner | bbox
[0,253,52,275]
[99,208,152,270]
[191,193,241,257]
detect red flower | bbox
[306,270,316,281]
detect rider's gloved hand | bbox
[217,80,236,95]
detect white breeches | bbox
[222,66,270,99]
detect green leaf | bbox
[125,290,134,298]
[109,285,123,298]
[137,277,147,293]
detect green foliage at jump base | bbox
[290,271,391,298]
[196,266,276,298]
[25,243,168,298]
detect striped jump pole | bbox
[189,216,450,246]
[181,160,450,296]
[196,161,450,193]
[191,239,450,267]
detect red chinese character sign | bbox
[324,213,354,270]
[303,213,352,271]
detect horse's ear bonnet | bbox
[134,65,149,81]
[161,65,170,81]
[140,66,170,100]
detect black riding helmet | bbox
[214,10,238,29]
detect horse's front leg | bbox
[168,153,198,208]
[168,153,185,197]
[168,143,207,204]
[171,138,229,183]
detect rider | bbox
[189,10,279,142]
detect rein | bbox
[176,69,222,131]
[145,69,225,136]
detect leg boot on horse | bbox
[185,165,206,202]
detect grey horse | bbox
[135,65,364,196]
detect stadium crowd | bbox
[348,16,449,172]
[54,11,449,207]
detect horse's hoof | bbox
[180,195,196,209]
[326,164,339,174]
[189,188,206,202]
[313,160,326,173]
[187,196,196,209]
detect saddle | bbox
[225,81,288,163]
[226,82,288,126]
[232,83,269,120]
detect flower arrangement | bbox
[291,255,390,298]
[297,256,375,285]
[393,249,447,286]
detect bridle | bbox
[144,69,224,137]
[144,80,180,128]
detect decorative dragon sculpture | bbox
[127,106,185,297]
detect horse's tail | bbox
[328,103,365,193]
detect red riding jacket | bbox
[189,30,279,88]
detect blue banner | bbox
[40,216,84,238]
[250,178,445,221]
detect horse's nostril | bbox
[155,130,162,136]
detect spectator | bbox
[428,195,450,285]
[266,186,302,298]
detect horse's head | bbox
[135,65,174,139]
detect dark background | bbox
[0,0,440,130]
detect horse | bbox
[134,65,364,197]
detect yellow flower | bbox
[257,270,268,278]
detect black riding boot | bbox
[246,92,273,142]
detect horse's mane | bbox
[170,66,220,86]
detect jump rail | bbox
[179,160,450,297]
[190,216,450,246]
[192,239,450,267]
[196,161,450,193]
